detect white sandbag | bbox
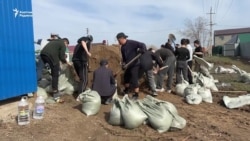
[36,87,48,99]
[186,94,202,105]
[223,94,250,109]
[200,65,212,78]
[197,87,213,103]
[137,101,173,133]
[184,84,200,97]
[78,89,101,116]
[170,113,187,129]
[141,96,186,130]
[197,74,218,92]
[232,65,250,83]
[108,98,123,126]
[193,55,214,70]
[175,78,189,97]
[120,95,147,129]
[63,83,75,95]
[214,66,236,74]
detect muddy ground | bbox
[0,46,250,141]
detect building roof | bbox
[214,27,250,36]
[225,35,238,44]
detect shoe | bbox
[151,91,158,96]
[131,93,139,101]
[166,90,172,93]
[156,88,165,92]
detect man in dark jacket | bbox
[139,48,164,96]
[155,46,176,93]
[175,38,190,84]
[193,40,203,72]
[40,38,68,100]
[116,32,147,100]
[92,59,116,104]
[72,35,93,95]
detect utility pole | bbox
[86,28,89,35]
[207,7,215,56]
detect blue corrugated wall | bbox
[0,0,37,100]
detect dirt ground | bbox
[0,46,250,141]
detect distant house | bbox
[214,27,250,58]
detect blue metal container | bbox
[0,0,37,100]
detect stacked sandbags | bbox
[196,73,218,92]
[108,95,186,133]
[197,87,213,103]
[223,94,250,109]
[77,89,101,116]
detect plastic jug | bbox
[33,96,45,119]
[17,96,30,125]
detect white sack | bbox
[78,89,101,116]
[186,94,202,105]
[197,87,213,103]
[137,101,173,133]
[184,84,200,97]
[214,66,236,74]
[193,55,214,70]
[197,74,218,92]
[223,94,250,109]
[108,98,123,126]
[120,95,147,129]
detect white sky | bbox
[32,0,250,47]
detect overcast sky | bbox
[32,0,250,47]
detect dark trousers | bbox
[40,55,60,91]
[73,61,88,94]
[187,61,193,84]
[124,65,140,89]
[176,61,188,84]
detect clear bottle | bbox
[33,96,45,119]
[17,96,30,125]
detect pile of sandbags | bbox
[214,66,236,74]
[232,65,250,83]
[184,84,213,104]
[108,95,186,133]
[175,77,189,97]
[223,94,250,109]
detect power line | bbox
[219,0,234,22]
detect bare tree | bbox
[179,16,209,47]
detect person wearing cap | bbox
[72,35,93,95]
[92,59,116,104]
[116,32,147,100]
[40,38,69,101]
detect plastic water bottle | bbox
[33,96,45,119]
[17,96,30,125]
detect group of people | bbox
[38,32,203,104]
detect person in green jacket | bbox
[40,38,69,101]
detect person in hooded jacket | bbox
[72,35,93,95]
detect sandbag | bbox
[223,94,250,109]
[108,98,123,126]
[232,65,250,83]
[78,89,101,116]
[137,101,173,133]
[175,77,189,97]
[120,95,147,129]
[36,87,48,99]
[186,94,202,105]
[197,73,218,92]
[214,66,236,74]
[197,87,213,103]
[184,84,200,97]
[193,55,214,70]
[141,95,186,130]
